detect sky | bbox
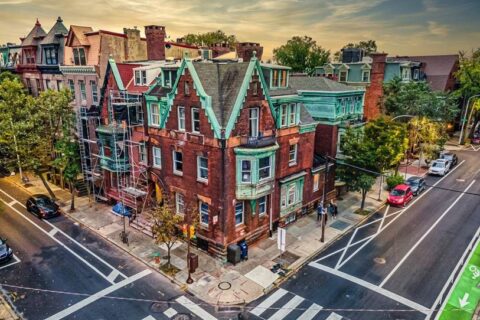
[0,0,479,59]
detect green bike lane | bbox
[439,234,480,320]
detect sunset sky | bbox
[1,0,479,59]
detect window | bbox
[135,70,147,85]
[349,98,355,113]
[272,70,279,87]
[36,79,41,93]
[402,68,410,81]
[73,48,86,66]
[177,106,185,131]
[152,147,161,168]
[191,108,200,133]
[78,80,86,101]
[281,70,287,87]
[287,185,296,205]
[252,81,258,96]
[288,103,296,125]
[289,144,297,165]
[151,103,160,126]
[413,69,419,80]
[313,173,320,192]
[25,49,35,64]
[241,160,251,183]
[139,143,146,164]
[362,70,370,82]
[197,156,208,182]
[175,193,185,215]
[164,70,177,88]
[249,108,259,138]
[184,81,190,95]
[259,196,267,216]
[259,156,271,180]
[136,105,144,124]
[342,99,346,114]
[339,70,348,82]
[88,81,97,103]
[44,47,58,65]
[68,79,75,98]
[200,201,209,226]
[235,202,244,225]
[280,104,288,127]
[173,151,183,175]
[45,80,51,90]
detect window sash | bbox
[184,81,190,95]
[289,144,297,163]
[287,185,296,205]
[90,81,98,103]
[135,71,141,85]
[192,108,200,133]
[141,70,147,85]
[258,156,271,180]
[249,108,259,137]
[259,196,266,216]
[197,156,208,182]
[173,151,183,173]
[339,71,347,82]
[288,104,296,125]
[139,143,146,163]
[178,106,185,131]
[200,202,209,226]
[151,103,160,125]
[79,80,86,101]
[281,70,287,87]
[235,202,244,225]
[176,193,185,215]
[152,147,161,168]
[280,104,288,127]
[252,82,258,95]
[362,71,370,82]
[313,174,320,192]
[241,160,251,183]
[79,48,86,65]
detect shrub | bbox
[386,174,404,190]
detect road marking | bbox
[0,254,21,270]
[251,288,288,316]
[336,160,466,269]
[268,294,304,320]
[45,269,151,320]
[48,228,58,236]
[296,303,322,320]
[380,180,476,288]
[308,262,429,315]
[335,228,358,269]
[0,188,127,281]
[315,236,374,263]
[163,308,177,318]
[459,293,470,308]
[7,200,17,206]
[107,270,120,283]
[325,312,343,320]
[431,226,480,320]
[378,205,389,232]
[142,316,156,320]
[175,296,217,320]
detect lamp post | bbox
[458,94,480,145]
[320,156,330,243]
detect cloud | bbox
[423,0,439,12]
[428,21,449,36]
[0,0,30,3]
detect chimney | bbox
[123,27,142,61]
[145,25,166,61]
[363,52,387,120]
[236,42,263,62]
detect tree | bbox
[150,202,183,268]
[409,117,447,163]
[183,30,237,49]
[0,71,21,83]
[273,36,330,75]
[53,136,81,211]
[334,40,378,62]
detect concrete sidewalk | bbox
[4,172,392,306]
[0,292,21,320]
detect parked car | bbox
[387,184,414,207]
[440,152,458,167]
[472,132,480,145]
[26,194,60,219]
[428,159,451,176]
[405,176,426,196]
[0,238,13,264]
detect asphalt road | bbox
[0,179,218,320]
[247,148,480,320]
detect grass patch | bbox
[354,209,371,216]
[159,263,180,276]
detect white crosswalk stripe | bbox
[267,294,304,320]
[251,288,288,316]
[176,295,217,320]
[325,312,343,320]
[296,303,323,320]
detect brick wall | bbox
[314,124,338,157]
[363,53,387,120]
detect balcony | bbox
[239,135,276,148]
[236,180,275,200]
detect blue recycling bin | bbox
[239,240,248,260]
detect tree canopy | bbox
[273,36,330,75]
[182,30,237,49]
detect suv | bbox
[0,238,13,264]
[429,159,451,176]
[440,152,458,167]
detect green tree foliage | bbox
[0,71,21,83]
[382,77,458,123]
[273,36,330,75]
[409,117,447,163]
[53,136,81,211]
[334,40,378,61]
[183,30,237,49]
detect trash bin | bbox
[188,253,198,273]
[239,240,248,261]
[227,244,241,265]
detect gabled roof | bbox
[40,17,68,46]
[66,25,93,47]
[21,19,47,47]
[406,55,459,91]
[104,59,157,94]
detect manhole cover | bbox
[374,257,386,264]
[173,314,191,320]
[218,281,232,290]
[150,302,165,313]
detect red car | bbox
[387,184,414,207]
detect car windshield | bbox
[432,162,445,168]
[0,239,5,246]
[441,154,452,160]
[36,197,53,206]
[391,189,405,196]
[407,180,419,186]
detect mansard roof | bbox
[269,75,362,97]
[21,19,47,47]
[40,17,68,46]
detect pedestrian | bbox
[317,201,324,221]
[328,201,336,219]
[333,201,338,218]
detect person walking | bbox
[333,201,338,218]
[317,201,324,221]
[328,201,336,219]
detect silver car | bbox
[428,159,451,176]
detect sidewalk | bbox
[5,173,392,306]
[0,291,21,320]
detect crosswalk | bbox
[250,288,343,320]
[140,295,218,320]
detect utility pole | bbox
[321,156,330,243]
[459,94,480,145]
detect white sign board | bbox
[277,227,286,252]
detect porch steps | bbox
[130,214,154,238]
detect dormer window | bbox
[184,81,190,95]
[362,70,370,83]
[339,70,348,82]
[252,81,258,96]
[25,50,35,64]
[271,69,288,88]
[135,70,147,86]
[44,47,58,65]
[73,48,86,66]
[163,69,177,88]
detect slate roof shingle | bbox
[21,19,47,47]
[40,17,68,45]
[269,75,359,97]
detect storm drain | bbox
[374,257,386,264]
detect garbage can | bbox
[227,244,241,265]
[188,253,198,273]
[239,240,248,261]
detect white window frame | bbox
[90,80,98,103]
[191,108,200,134]
[241,160,251,183]
[362,70,370,83]
[258,156,271,181]
[280,104,288,127]
[175,193,185,216]
[235,201,244,226]
[152,147,161,168]
[151,103,160,126]
[197,156,208,183]
[289,144,297,165]
[287,185,296,205]
[288,103,296,126]
[259,196,267,216]
[313,173,320,192]
[199,201,209,226]
[78,80,86,101]
[413,69,419,80]
[339,70,348,82]
[139,142,147,164]
[177,106,185,131]
[68,79,75,98]
[349,98,355,113]
[173,150,183,175]
[249,108,259,138]
[135,70,147,85]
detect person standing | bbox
[333,201,338,218]
[328,201,336,219]
[317,201,324,221]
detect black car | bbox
[440,152,458,167]
[405,176,426,196]
[26,194,60,219]
[0,238,13,264]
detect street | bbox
[247,148,480,320]
[0,179,217,320]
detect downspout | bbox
[220,129,227,249]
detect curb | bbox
[0,288,22,320]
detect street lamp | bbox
[458,94,480,145]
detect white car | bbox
[428,159,451,176]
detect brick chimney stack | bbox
[145,25,166,61]
[363,52,387,120]
[236,42,263,62]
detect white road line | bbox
[164,307,178,318]
[7,200,16,206]
[336,161,465,269]
[0,188,127,280]
[268,294,304,320]
[296,303,322,320]
[314,236,374,263]
[250,288,288,316]
[107,270,120,283]
[175,296,217,320]
[308,262,429,315]
[336,228,358,269]
[378,205,390,232]
[0,198,117,284]
[325,312,343,320]
[142,316,156,320]
[48,228,58,236]
[430,226,480,320]
[0,255,21,270]
[45,269,151,320]
[380,180,476,288]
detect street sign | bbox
[277,227,286,252]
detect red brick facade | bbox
[363,53,387,120]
